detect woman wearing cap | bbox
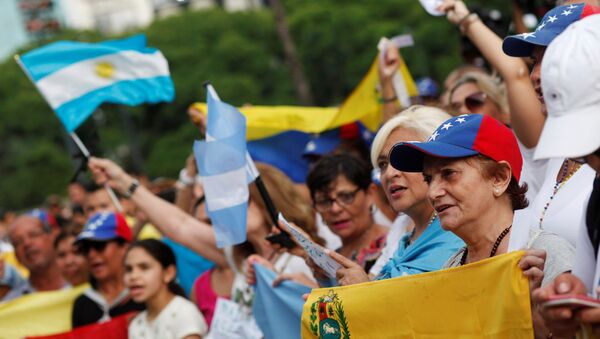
[390,114,574,337]
[320,106,464,286]
[438,0,597,248]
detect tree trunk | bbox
[269,0,314,105]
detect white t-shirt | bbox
[519,145,596,246]
[368,213,412,277]
[129,295,208,339]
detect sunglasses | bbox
[451,92,487,114]
[464,92,487,112]
[570,148,600,164]
[78,240,109,255]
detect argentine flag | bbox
[19,35,174,132]
[194,85,259,248]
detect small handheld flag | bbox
[194,84,259,248]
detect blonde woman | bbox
[448,72,510,125]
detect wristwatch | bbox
[123,179,140,199]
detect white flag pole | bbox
[14,54,123,212]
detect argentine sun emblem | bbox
[309,290,350,339]
[94,61,115,79]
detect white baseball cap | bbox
[535,14,600,160]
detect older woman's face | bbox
[422,157,495,232]
[314,175,373,240]
[449,82,508,125]
[377,127,429,214]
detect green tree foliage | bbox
[0,1,510,210]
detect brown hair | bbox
[468,155,528,211]
[233,163,323,265]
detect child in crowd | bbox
[125,239,208,339]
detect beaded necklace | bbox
[538,159,582,228]
[460,224,512,266]
[406,212,437,247]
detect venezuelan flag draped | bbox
[0,284,89,338]
[193,51,417,182]
[301,251,533,338]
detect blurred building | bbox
[0,0,264,61]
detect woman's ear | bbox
[493,161,512,196]
[164,264,177,284]
[366,183,379,202]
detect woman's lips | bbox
[388,185,407,199]
[434,204,454,216]
[332,220,352,230]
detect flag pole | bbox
[14,54,123,212]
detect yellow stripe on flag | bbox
[301,251,533,338]
[192,51,417,141]
[0,284,89,338]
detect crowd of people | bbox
[1,0,600,338]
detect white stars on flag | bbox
[429,130,440,141]
[536,22,546,31]
[521,32,536,40]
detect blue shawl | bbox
[377,218,464,280]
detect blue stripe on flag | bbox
[195,87,250,248]
[253,264,311,339]
[247,130,311,183]
[20,35,151,81]
[208,202,248,248]
[55,76,174,132]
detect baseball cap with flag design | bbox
[389,114,522,182]
[502,3,600,57]
[535,14,600,160]
[26,208,59,231]
[75,211,132,243]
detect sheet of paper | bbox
[279,213,342,279]
[206,298,263,339]
[419,0,444,16]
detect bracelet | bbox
[379,95,398,104]
[123,179,140,199]
[459,13,479,34]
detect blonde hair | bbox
[370,105,451,168]
[449,72,509,117]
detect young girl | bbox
[125,239,208,339]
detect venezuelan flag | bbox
[193,51,418,182]
[301,252,533,338]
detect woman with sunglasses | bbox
[305,154,389,278]
[439,0,597,248]
[448,72,511,126]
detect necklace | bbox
[538,159,582,228]
[406,212,437,247]
[460,224,512,266]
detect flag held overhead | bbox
[17,35,174,132]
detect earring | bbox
[370,204,376,215]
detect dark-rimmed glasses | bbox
[313,187,362,213]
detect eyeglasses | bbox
[451,92,487,114]
[78,241,109,255]
[313,187,362,212]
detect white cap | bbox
[535,14,600,160]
